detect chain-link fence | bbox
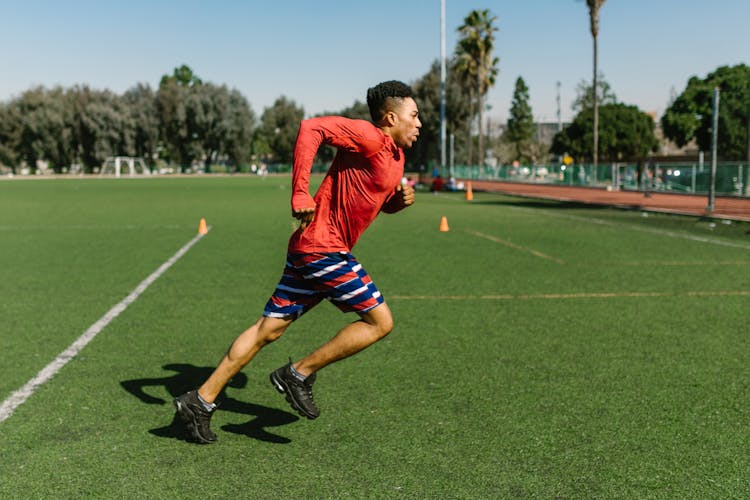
[443,161,748,197]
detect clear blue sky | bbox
[1,1,747,123]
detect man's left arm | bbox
[381,183,415,214]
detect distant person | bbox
[431,174,444,193]
[173,80,421,444]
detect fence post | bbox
[611,163,617,190]
[691,164,696,193]
[739,164,744,195]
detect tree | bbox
[584,0,607,167]
[338,100,371,121]
[312,101,371,165]
[256,96,304,164]
[0,64,257,173]
[156,65,210,170]
[456,9,499,166]
[506,77,534,162]
[409,59,472,170]
[551,103,657,162]
[157,72,192,169]
[571,73,617,112]
[661,64,750,160]
[156,66,257,171]
[221,88,256,169]
[160,64,203,88]
[122,83,160,166]
[453,47,476,165]
[0,101,21,172]
[11,86,76,172]
[70,86,128,171]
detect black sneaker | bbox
[270,360,320,419]
[173,390,217,444]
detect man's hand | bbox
[381,183,415,213]
[398,183,415,207]
[293,206,315,229]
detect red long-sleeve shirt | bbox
[288,116,404,253]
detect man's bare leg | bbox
[198,315,292,404]
[293,302,394,377]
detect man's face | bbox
[389,97,421,149]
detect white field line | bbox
[390,290,750,300]
[506,206,750,251]
[0,226,211,424]
[466,229,565,264]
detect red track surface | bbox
[465,180,750,222]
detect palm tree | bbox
[456,9,499,166]
[586,0,606,170]
[453,46,476,165]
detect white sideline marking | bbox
[0,227,211,424]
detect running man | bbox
[174,80,421,443]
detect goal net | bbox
[100,157,150,177]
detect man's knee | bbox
[361,303,394,338]
[258,316,292,344]
[378,313,394,337]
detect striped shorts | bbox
[263,252,384,320]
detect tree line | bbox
[0,9,498,175]
[1,7,747,175]
[0,66,257,174]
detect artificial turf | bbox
[1,175,748,498]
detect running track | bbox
[465,180,750,222]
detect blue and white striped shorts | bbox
[263,252,384,320]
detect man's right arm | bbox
[291,119,320,220]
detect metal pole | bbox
[449,133,455,173]
[440,0,447,175]
[707,87,719,212]
[556,81,562,132]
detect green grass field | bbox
[1,176,749,498]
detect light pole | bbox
[440,0,448,176]
[707,86,720,212]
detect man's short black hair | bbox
[366,80,413,123]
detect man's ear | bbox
[383,110,397,127]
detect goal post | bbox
[100,157,150,177]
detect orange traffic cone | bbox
[439,216,450,232]
[465,182,474,201]
[198,218,209,235]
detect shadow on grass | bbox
[474,198,611,210]
[120,363,299,444]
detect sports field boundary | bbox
[0,225,210,424]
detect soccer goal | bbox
[100,157,150,177]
